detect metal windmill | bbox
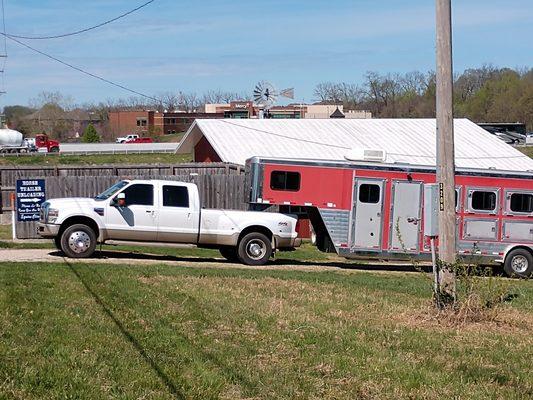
[253,81,294,109]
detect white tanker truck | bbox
[0,129,60,153]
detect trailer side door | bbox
[350,178,385,250]
[389,181,423,253]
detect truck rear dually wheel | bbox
[504,248,533,278]
[60,224,97,258]
[237,232,272,266]
[219,246,239,262]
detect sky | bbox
[1,0,532,106]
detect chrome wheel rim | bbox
[68,231,91,254]
[511,255,528,274]
[246,239,267,260]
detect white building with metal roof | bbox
[176,118,533,171]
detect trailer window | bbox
[359,184,380,203]
[510,193,533,213]
[163,185,189,208]
[270,171,300,191]
[471,191,496,211]
[121,184,153,206]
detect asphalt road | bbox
[59,142,179,154]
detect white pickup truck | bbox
[37,179,300,265]
[115,134,139,143]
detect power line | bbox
[5,0,156,40]
[0,0,7,96]
[219,120,531,160]
[5,35,159,102]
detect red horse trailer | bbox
[246,156,533,277]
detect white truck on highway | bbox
[37,179,301,265]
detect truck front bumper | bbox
[37,222,60,238]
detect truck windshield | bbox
[94,181,129,201]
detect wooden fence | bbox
[0,162,243,212]
[15,174,248,239]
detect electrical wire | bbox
[218,120,530,160]
[219,119,352,150]
[5,0,156,40]
[5,35,159,102]
[0,0,7,100]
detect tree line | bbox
[2,65,532,140]
[314,66,532,129]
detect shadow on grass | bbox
[65,260,186,400]
[66,260,259,398]
[51,249,429,274]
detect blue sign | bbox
[16,179,46,222]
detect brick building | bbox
[108,110,223,138]
[204,101,371,119]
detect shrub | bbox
[82,123,101,143]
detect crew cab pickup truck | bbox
[37,180,300,265]
[116,134,139,143]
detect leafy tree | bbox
[81,123,101,143]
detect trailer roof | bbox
[177,118,533,171]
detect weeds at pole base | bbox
[395,218,518,325]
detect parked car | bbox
[124,137,153,144]
[527,133,533,145]
[37,179,301,265]
[116,134,139,143]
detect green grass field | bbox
[519,146,533,158]
[155,133,186,143]
[0,152,192,166]
[0,262,532,399]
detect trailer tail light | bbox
[340,243,348,248]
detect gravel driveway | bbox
[0,248,421,274]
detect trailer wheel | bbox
[504,248,533,278]
[237,232,272,266]
[60,224,97,259]
[219,246,239,262]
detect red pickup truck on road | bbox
[124,137,153,144]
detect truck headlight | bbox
[47,208,59,223]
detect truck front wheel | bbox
[60,224,97,258]
[237,232,272,266]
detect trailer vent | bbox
[344,148,387,163]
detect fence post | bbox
[10,192,16,240]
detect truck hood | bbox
[45,197,99,210]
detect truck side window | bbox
[163,185,189,208]
[122,184,153,206]
[471,190,496,211]
[270,171,300,191]
[359,184,380,203]
[510,193,533,213]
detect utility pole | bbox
[435,0,457,304]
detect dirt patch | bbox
[391,303,533,334]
